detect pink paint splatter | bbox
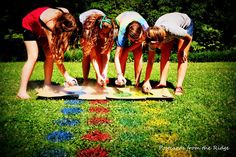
[82,130,111,142]
[89,106,110,113]
[77,145,109,157]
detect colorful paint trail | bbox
[77,145,109,157]
[77,100,112,155]
[82,130,111,142]
[89,106,110,113]
[54,118,80,126]
[61,107,83,114]
[88,117,112,125]
[47,130,73,142]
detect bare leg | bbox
[176,38,191,88]
[159,41,174,86]
[17,41,38,99]
[120,48,129,75]
[43,54,54,86]
[133,45,143,86]
[82,54,91,85]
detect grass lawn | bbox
[0,61,235,157]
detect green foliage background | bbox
[0,0,236,62]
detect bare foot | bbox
[16,93,31,99]
[154,84,167,89]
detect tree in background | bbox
[0,0,235,61]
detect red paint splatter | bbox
[77,145,109,157]
[89,106,110,113]
[88,117,112,125]
[89,100,109,105]
[82,130,111,142]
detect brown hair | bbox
[51,13,78,64]
[80,14,115,57]
[126,21,143,40]
[146,26,165,43]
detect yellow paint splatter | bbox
[151,133,178,144]
[146,119,169,127]
[143,107,163,115]
[162,149,192,157]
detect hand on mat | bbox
[115,75,126,86]
[142,81,152,93]
[97,75,106,87]
[65,76,78,87]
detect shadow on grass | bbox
[139,80,175,90]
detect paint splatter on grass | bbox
[143,107,163,115]
[89,106,110,114]
[77,145,109,157]
[88,117,112,125]
[61,107,83,114]
[120,132,145,142]
[89,100,109,105]
[146,119,169,127]
[36,148,67,157]
[151,133,178,144]
[82,130,111,142]
[119,117,143,127]
[54,118,80,126]
[47,130,73,142]
[162,149,192,157]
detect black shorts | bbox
[23,29,37,41]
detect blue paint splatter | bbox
[35,148,67,157]
[54,118,80,126]
[64,99,85,105]
[47,130,73,142]
[61,107,83,114]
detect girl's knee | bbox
[27,55,38,63]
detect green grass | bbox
[0,61,235,157]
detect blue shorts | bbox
[186,19,194,36]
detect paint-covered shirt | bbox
[79,9,105,24]
[22,7,49,36]
[154,12,191,43]
[115,11,149,47]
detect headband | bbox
[99,15,111,29]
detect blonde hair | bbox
[146,26,165,43]
[51,13,78,64]
[80,14,115,57]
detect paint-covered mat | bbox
[106,87,146,100]
[106,87,174,100]
[36,85,115,100]
[77,86,116,100]
[36,85,174,100]
[36,85,79,98]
